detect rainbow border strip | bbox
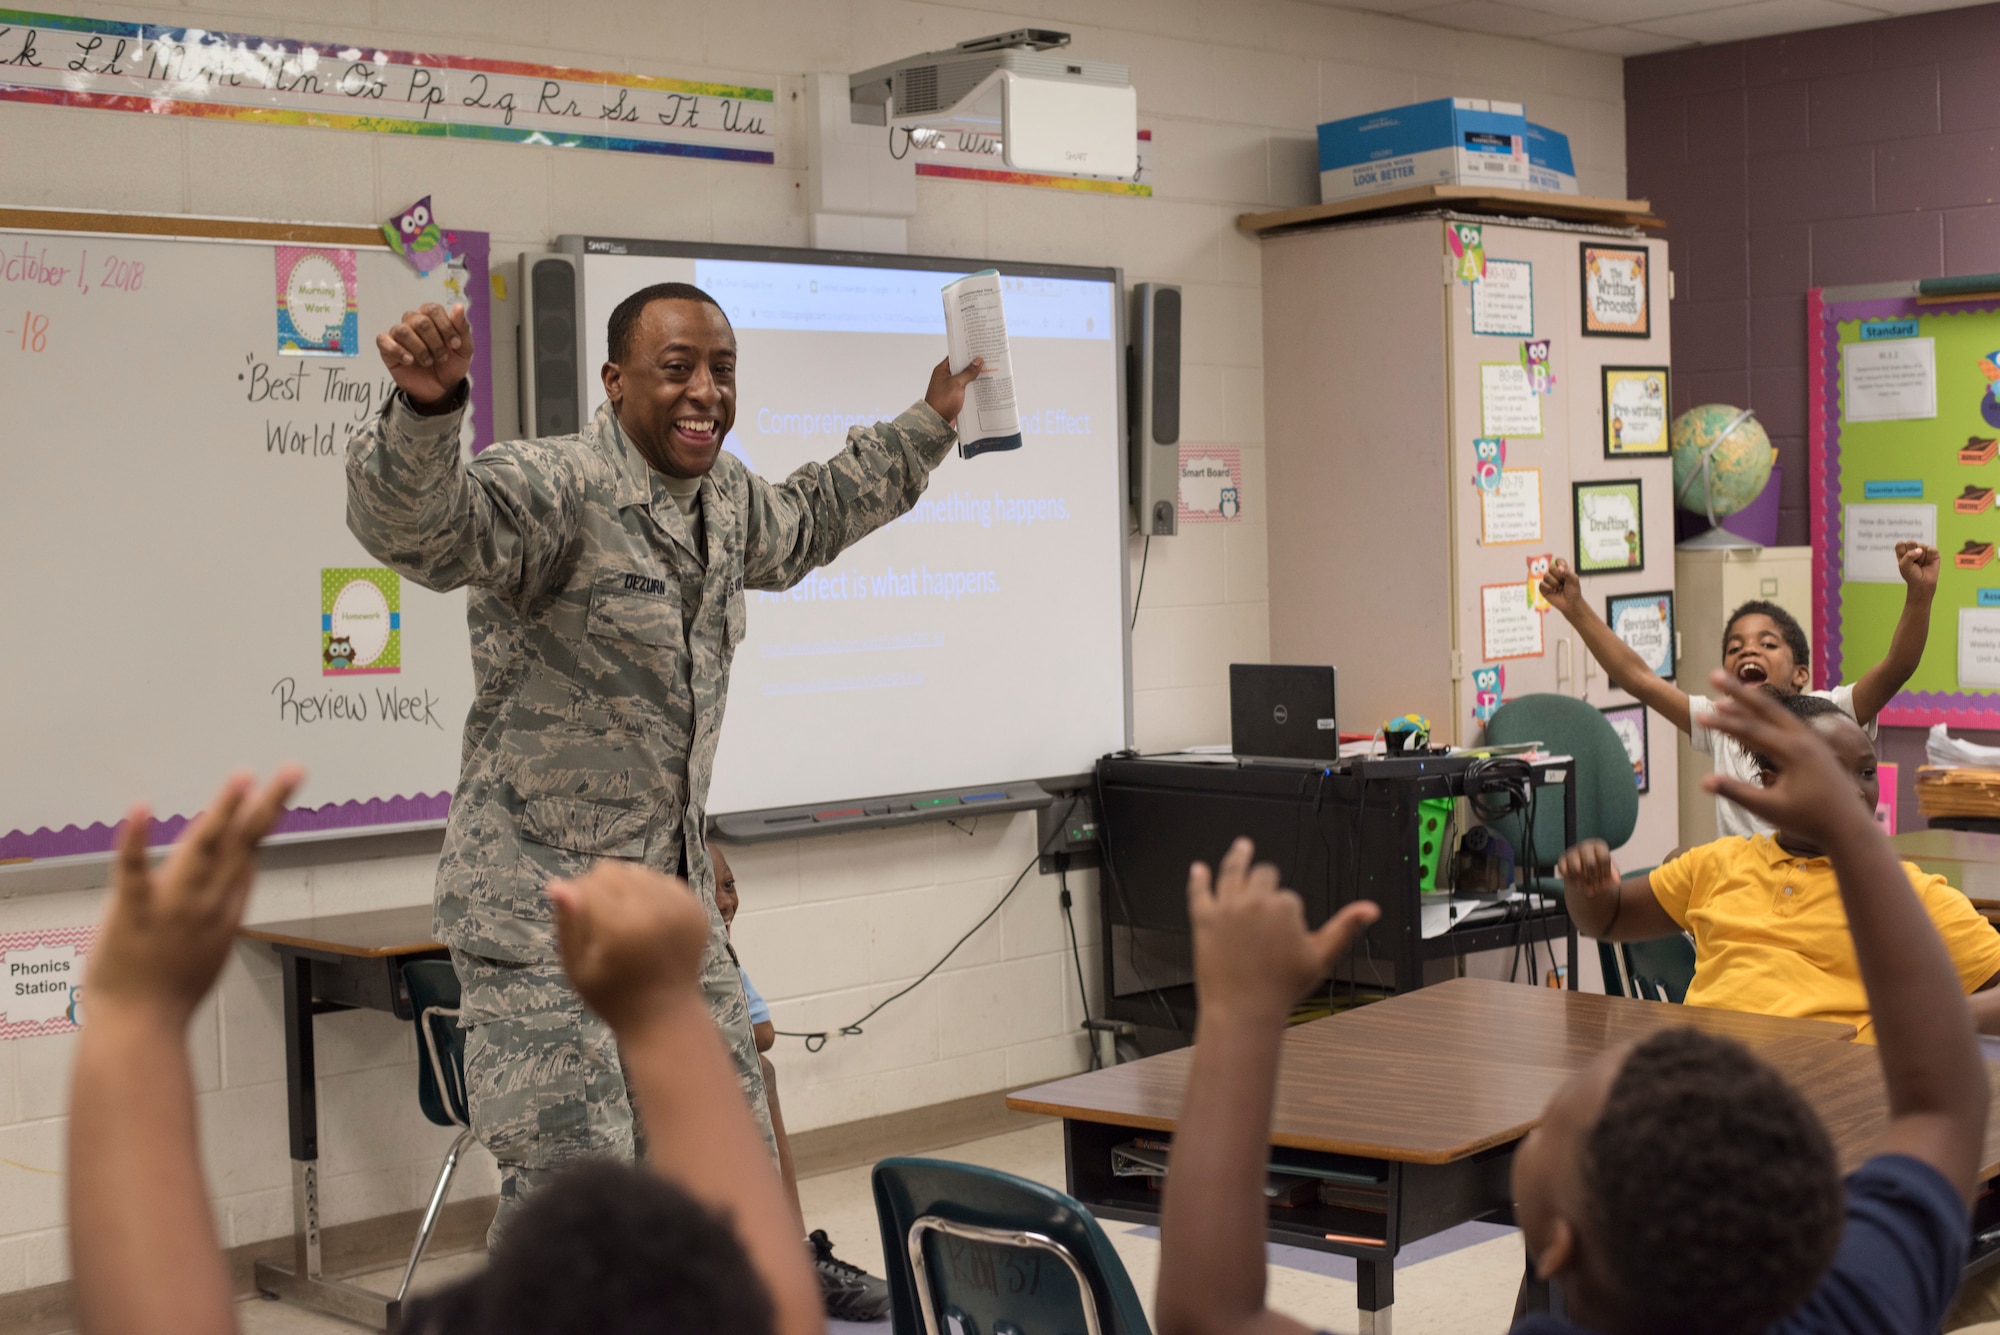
[915,162,1152,196]
[0,9,775,163]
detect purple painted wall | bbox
[1626,3,2000,547]
[1627,5,2000,829]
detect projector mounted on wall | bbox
[849,30,1137,179]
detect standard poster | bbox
[1573,479,1646,574]
[1602,366,1670,456]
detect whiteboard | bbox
[568,239,1132,814]
[0,216,493,861]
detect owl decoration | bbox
[323,635,357,671]
[1471,665,1504,725]
[1447,221,1485,284]
[383,196,452,275]
[1522,339,1555,396]
[1525,554,1553,613]
[1473,437,1505,492]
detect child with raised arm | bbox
[1559,690,2000,1041]
[68,770,823,1335]
[1157,671,1989,1335]
[1538,541,1938,837]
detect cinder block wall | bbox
[1624,3,2000,831]
[0,0,1623,1293]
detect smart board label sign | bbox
[1864,480,1925,499]
[1860,320,1918,341]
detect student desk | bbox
[240,905,447,1328]
[1893,829,2000,923]
[1007,977,1901,1335]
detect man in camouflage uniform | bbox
[345,288,980,1268]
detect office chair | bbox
[1599,934,1698,1004]
[395,960,474,1308]
[872,1156,1152,1335]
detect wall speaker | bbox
[519,253,584,437]
[1128,282,1181,536]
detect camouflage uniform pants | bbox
[455,925,774,1246]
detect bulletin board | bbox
[1809,287,2000,726]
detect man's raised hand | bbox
[88,767,303,1028]
[1188,838,1379,1026]
[376,302,474,411]
[924,355,984,427]
[548,862,708,1037]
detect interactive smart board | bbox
[1810,286,2000,726]
[563,237,1132,815]
[0,212,493,862]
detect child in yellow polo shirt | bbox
[1560,691,2000,1041]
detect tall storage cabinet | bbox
[1259,213,1681,867]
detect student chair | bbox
[871,1156,1152,1335]
[1598,934,1698,1004]
[1481,693,1640,869]
[395,960,474,1308]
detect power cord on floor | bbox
[770,801,1076,1052]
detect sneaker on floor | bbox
[810,1228,891,1322]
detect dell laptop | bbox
[1230,664,1338,763]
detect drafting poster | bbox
[1481,582,1545,661]
[1480,468,1542,545]
[1573,480,1645,574]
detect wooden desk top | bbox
[240,904,440,958]
[1009,978,1858,1166]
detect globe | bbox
[1671,404,1776,524]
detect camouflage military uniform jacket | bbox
[345,388,954,979]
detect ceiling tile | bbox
[1853,0,1989,11]
[1633,0,1891,42]
[1513,0,1737,20]
[1539,24,1701,53]
[1300,0,1443,12]
[1402,1,1595,35]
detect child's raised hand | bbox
[87,767,303,1027]
[549,862,709,1036]
[1896,541,1940,594]
[1540,558,1584,616]
[1557,839,1621,910]
[1187,838,1379,1025]
[1699,671,1872,848]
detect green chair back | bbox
[402,960,468,1129]
[872,1156,1152,1335]
[1483,693,1641,866]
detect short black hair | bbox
[1749,691,1850,772]
[399,1159,776,1335]
[1724,599,1811,671]
[1583,1028,1843,1335]
[607,282,730,363]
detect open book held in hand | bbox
[942,269,1023,459]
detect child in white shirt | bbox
[1538,542,1937,837]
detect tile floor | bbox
[232,1121,1531,1334]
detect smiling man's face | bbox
[601,296,737,479]
[1722,612,1809,693]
